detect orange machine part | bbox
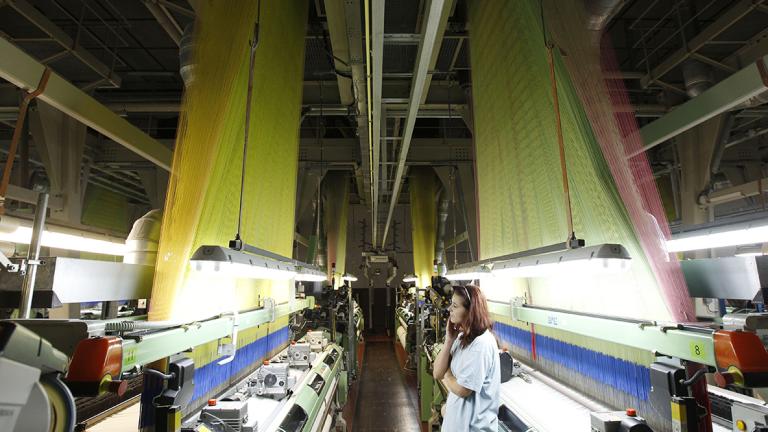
[66,336,123,382]
[714,330,768,374]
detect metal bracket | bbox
[511,297,525,321]
[0,250,20,273]
[217,311,238,365]
[264,298,276,323]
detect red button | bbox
[208,399,217,406]
[626,408,637,417]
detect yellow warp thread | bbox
[150,1,308,322]
[468,0,670,321]
[409,167,438,288]
[323,173,350,286]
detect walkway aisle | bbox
[353,341,422,431]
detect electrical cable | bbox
[234,0,261,248]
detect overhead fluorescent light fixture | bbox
[491,244,631,279]
[189,245,297,280]
[402,273,418,283]
[295,264,327,282]
[735,244,765,258]
[667,220,768,253]
[445,264,492,281]
[341,273,358,282]
[0,216,125,256]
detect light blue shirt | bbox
[442,330,500,432]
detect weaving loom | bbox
[4,1,768,432]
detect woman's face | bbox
[449,293,468,325]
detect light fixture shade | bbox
[735,244,765,258]
[402,273,418,283]
[295,264,327,282]
[445,264,492,281]
[491,244,631,279]
[667,220,768,253]
[341,273,358,282]
[189,245,297,280]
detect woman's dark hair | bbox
[453,284,493,349]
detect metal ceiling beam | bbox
[5,0,122,88]
[0,37,173,171]
[383,32,467,45]
[639,0,765,89]
[371,0,384,247]
[381,0,453,244]
[143,0,182,46]
[637,56,768,154]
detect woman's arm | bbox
[442,369,473,398]
[432,324,457,380]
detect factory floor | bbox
[353,341,422,431]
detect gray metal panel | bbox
[0,257,153,304]
[6,319,96,356]
[680,257,766,300]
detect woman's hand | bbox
[445,322,459,342]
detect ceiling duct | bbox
[180,24,196,88]
[584,0,625,31]
[682,60,714,99]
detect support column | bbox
[137,167,170,210]
[677,115,729,229]
[28,101,87,225]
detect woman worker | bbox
[433,284,500,432]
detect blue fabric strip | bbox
[495,322,650,401]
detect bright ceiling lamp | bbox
[491,244,631,279]
[190,245,297,280]
[667,219,768,253]
[402,273,418,283]
[0,216,125,256]
[295,264,327,282]
[341,273,358,282]
[445,264,492,281]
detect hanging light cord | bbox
[541,0,576,246]
[234,1,261,249]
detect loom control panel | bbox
[249,362,295,399]
[286,342,314,368]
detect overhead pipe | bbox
[370,0,385,247]
[381,0,453,245]
[339,0,371,208]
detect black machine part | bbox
[620,417,653,431]
[649,362,688,423]
[153,357,195,408]
[499,351,514,383]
